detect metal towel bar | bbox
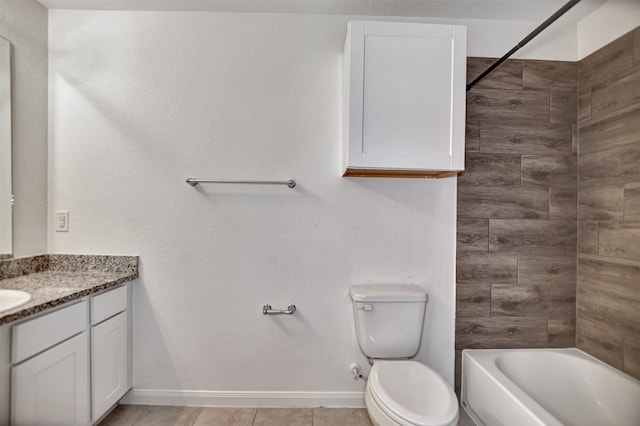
[186,178,296,188]
[262,304,296,315]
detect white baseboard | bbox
[120,389,366,408]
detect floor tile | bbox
[312,408,372,426]
[193,407,257,426]
[101,404,474,426]
[253,407,313,426]
[130,405,202,426]
[99,404,151,426]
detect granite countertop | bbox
[0,254,138,325]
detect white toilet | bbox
[350,284,459,426]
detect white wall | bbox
[577,0,640,59]
[463,17,578,61]
[0,0,48,257]
[48,11,457,404]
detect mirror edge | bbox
[0,35,12,259]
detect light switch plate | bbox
[55,211,69,232]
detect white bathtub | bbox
[461,348,640,426]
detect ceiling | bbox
[37,0,609,23]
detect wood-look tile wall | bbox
[455,57,578,391]
[577,26,640,380]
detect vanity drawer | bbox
[12,300,88,364]
[91,285,127,326]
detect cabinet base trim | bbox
[120,389,365,407]
[343,169,458,178]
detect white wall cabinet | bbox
[342,21,467,177]
[7,285,130,425]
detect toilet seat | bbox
[367,361,458,426]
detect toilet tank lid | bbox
[349,284,428,302]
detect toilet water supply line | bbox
[350,363,368,381]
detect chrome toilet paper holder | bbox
[263,304,296,315]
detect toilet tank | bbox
[350,284,428,359]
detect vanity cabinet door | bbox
[11,332,90,426]
[91,311,128,422]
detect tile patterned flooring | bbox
[100,404,476,425]
[99,406,372,426]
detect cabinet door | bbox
[11,332,89,426]
[91,312,128,422]
[344,21,466,173]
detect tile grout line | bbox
[251,406,258,425]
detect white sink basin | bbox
[0,289,31,314]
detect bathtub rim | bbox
[461,348,561,426]
[460,347,640,426]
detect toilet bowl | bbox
[349,284,459,426]
[364,361,458,426]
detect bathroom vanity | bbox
[0,255,138,425]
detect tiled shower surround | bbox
[455,56,578,390]
[576,27,640,379]
[455,26,640,389]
